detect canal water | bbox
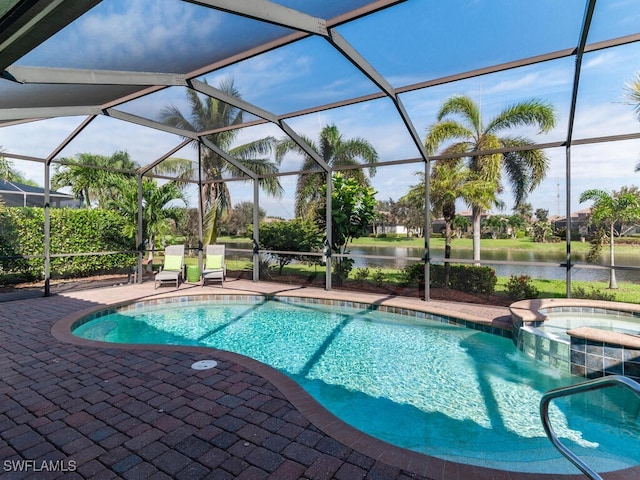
[223,242,640,284]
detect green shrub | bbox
[400,262,425,285]
[446,265,497,294]
[353,267,370,283]
[258,256,274,279]
[401,262,497,294]
[332,257,354,286]
[372,268,385,286]
[571,285,616,301]
[505,275,539,300]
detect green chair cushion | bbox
[163,254,182,271]
[206,255,223,270]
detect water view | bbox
[224,242,640,284]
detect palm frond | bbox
[501,136,549,205]
[624,73,640,121]
[274,135,318,163]
[229,137,275,160]
[151,157,195,184]
[485,99,556,134]
[436,95,481,132]
[161,104,196,133]
[425,121,474,155]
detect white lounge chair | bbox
[154,245,185,289]
[202,244,225,287]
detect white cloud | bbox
[584,51,617,70]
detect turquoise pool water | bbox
[73,299,640,474]
[542,311,640,338]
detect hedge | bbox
[402,262,497,294]
[0,207,136,283]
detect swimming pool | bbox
[72,297,640,474]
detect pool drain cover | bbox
[191,360,218,370]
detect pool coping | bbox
[511,298,640,348]
[51,287,639,479]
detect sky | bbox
[1,0,640,220]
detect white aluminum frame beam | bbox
[563,0,597,296]
[190,78,330,172]
[137,139,192,176]
[0,0,101,70]
[0,105,101,120]
[3,65,187,86]
[189,0,328,36]
[46,115,96,165]
[103,108,258,180]
[325,29,429,163]
[104,108,198,139]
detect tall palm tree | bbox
[579,187,640,289]
[275,124,378,218]
[161,78,282,244]
[426,95,556,262]
[51,151,137,208]
[404,162,494,286]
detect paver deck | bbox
[1,278,638,479]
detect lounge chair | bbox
[202,244,225,287]
[154,245,185,289]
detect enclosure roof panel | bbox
[0,0,638,184]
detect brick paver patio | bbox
[1,279,637,479]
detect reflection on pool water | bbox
[73,299,640,474]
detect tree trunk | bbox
[146,242,154,273]
[444,221,452,288]
[472,206,481,265]
[609,223,617,289]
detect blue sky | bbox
[1,0,640,220]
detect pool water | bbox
[542,311,640,338]
[73,300,640,474]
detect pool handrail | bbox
[540,374,640,480]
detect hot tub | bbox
[510,299,640,379]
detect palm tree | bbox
[579,187,640,289]
[0,151,18,182]
[107,176,187,266]
[0,149,37,185]
[425,95,556,262]
[275,124,378,218]
[483,215,508,240]
[52,151,137,208]
[452,214,471,239]
[404,162,493,286]
[626,72,640,120]
[161,78,282,244]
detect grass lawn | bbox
[215,235,640,304]
[495,277,640,304]
[214,255,640,304]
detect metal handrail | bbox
[540,375,640,480]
